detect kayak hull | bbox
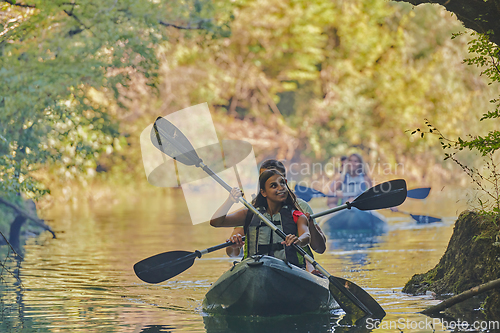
[320,208,387,237]
[203,255,338,316]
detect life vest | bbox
[341,173,368,204]
[243,205,309,268]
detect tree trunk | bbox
[421,277,500,314]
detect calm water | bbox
[0,189,473,332]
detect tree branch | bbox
[421,277,500,314]
[0,231,24,286]
[393,0,500,46]
[63,9,94,37]
[2,0,35,8]
[159,20,204,30]
[0,197,55,238]
[0,231,23,260]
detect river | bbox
[0,188,478,332]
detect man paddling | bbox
[225,160,327,261]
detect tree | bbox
[400,1,500,212]
[0,0,229,200]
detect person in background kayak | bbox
[225,160,326,258]
[326,155,347,208]
[327,153,372,208]
[210,169,311,269]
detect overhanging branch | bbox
[0,197,56,238]
[159,20,204,30]
[393,0,500,46]
[2,0,35,8]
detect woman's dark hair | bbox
[260,159,286,177]
[254,169,301,212]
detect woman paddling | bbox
[226,159,326,258]
[210,169,311,269]
[328,153,372,208]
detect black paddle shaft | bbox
[134,237,246,284]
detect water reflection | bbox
[140,325,176,332]
[203,313,339,333]
[327,235,383,266]
[0,189,466,332]
[201,313,384,333]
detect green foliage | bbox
[2,0,499,202]
[461,31,500,158]
[0,0,230,199]
[411,27,500,213]
[153,0,497,177]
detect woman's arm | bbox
[226,227,245,257]
[210,187,248,227]
[282,215,310,247]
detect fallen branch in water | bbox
[421,278,500,314]
[0,231,23,260]
[0,197,55,238]
[0,230,24,285]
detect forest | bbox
[1,0,498,203]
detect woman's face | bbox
[260,174,288,203]
[346,155,362,175]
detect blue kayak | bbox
[319,208,387,237]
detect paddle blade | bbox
[328,275,385,322]
[407,187,431,199]
[151,117,202,166]
[294,185,325,202]
[134,250,197,284]
[411,214,442,224]
[351,179,407,211]
[335,277,386,318]
[328,276,367,320]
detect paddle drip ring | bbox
[346,201,352,209]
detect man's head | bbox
[259,159,286,177]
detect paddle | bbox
[296,184,438,224]
[134,237,245,284]
[295,184,430,202]
[407,187,431,199]
[308,179,407,219]
[294,184,328,202]
[395,210,442,224]
[134,180,406,284]
[150,117,405,319]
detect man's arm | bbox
[226,227,244,257]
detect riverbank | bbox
[403,211,500,318]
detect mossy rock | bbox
[402,210,500,316]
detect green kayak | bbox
[203,255,339,316]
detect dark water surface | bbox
[0,190,472,332]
